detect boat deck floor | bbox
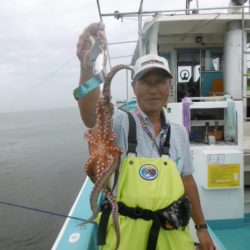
[52,179,250,250]
[208,215,250,250]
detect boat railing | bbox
[100,5,250,19]
[188,96,227,102]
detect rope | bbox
[0,199,96,224]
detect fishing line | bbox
[0,199,96,224]
[31,56,76,90]
[12,55,76,104]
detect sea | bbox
[0,107,88,250]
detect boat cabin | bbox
[130,3,250,242]
[132,6,250,121]
[52,3,250,250]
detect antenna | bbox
[186,0,199,14]
[231,0,247,5]
[95,0,140,65]
[186,0,193,14]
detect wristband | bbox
[73,74,103,100]
[195,223,208,231]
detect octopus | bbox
[80,64,133,250]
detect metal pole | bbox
[138,0,144,13]
[242,5,245,99]
[138,0,144,57]
[126,69,129,103]
[96,0,103,22]
[109,55,133,60]
[196,0,199,12]
[186,0,190,15]
[96,0,112,68]
[108,40,137,45]
[101,5,250,18]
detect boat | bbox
[51,178,99,250]
[115,99,127,106]
[52,1,250,249]
[116,98,137,111]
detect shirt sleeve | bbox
[180,126,194,176]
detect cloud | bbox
[0,0,231,112]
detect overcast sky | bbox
[0,0,231,112]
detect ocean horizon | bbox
[0,107,89,250]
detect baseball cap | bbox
[133,54,172,81]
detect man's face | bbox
[132,68,170,115]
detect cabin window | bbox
[200,49,224,97]
[247,74,250,119]
[201,49,224,72]
[247,98,250,119]
[176,49,200,102]
[176,48,224,102]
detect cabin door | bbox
[176,48,224,102]
[176,49,200,102]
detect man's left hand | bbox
[196,229,216,250]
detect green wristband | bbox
[73,74,103,100]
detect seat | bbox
[208,78,224,96]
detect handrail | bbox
[101,5,250,19]
[189,96,226,101]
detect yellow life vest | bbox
[98,111,194,250]
[98,155,194,250]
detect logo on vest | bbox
[139,164,158,181]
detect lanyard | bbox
[135,108,170,156]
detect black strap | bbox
[127,110,171,156]
[97,201,112,245]
[159,110,171,156]
[126,111,137,155]
[160,124,171,156]
[118,202,161,250]
[118,202,154,220]
[147,215,161,250]
[99,198,190,250]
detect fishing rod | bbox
[0,199,96,224]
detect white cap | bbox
[133,54,172,80]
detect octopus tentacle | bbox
[82,65,133,250]
[102,65,133,102]
[84,152,98,182]
[103,187,120,250]
[79,162,115,227]
[87,155,115,214]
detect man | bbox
[76,22,215,250]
